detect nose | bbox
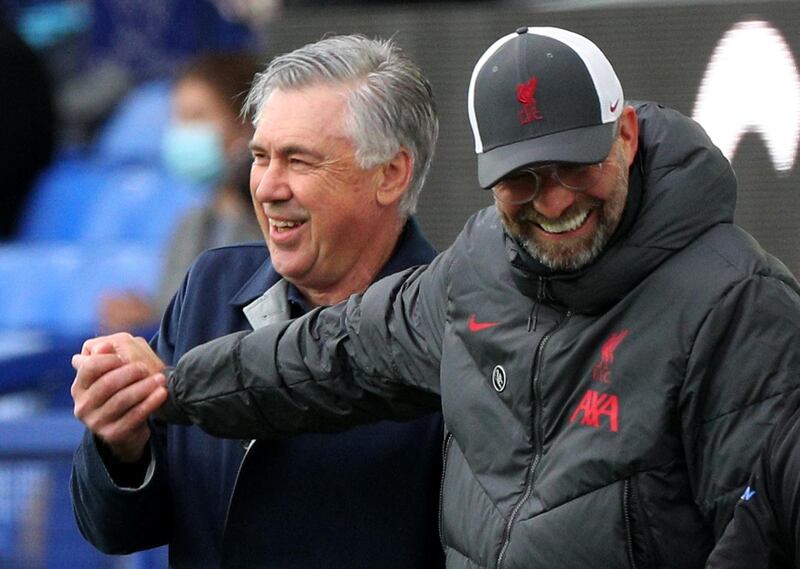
[252,159,292,203]
[530,177,578,219]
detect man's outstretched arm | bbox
[103,261,449,440]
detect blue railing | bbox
[0,340,167,569]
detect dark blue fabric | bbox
[119,218,443,568]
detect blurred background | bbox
[1,0,799,567]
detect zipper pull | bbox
[527,279,548,332]
[527,304,538,332]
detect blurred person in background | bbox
[99,52,262,332]
[70,35,445,568]
[0,14,55,238]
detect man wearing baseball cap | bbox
[73,28,800,567]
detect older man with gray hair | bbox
[70,35,445,568]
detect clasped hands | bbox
[71,333,168,463]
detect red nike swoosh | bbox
[610,99,620,113]
[469,314,500,332]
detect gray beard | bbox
[505,148,629,272]
[518,220,613,272]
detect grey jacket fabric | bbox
[159,103,800,569]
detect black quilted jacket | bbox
[161,103,800,569]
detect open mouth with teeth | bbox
[537,208,593,235]
[269,218,305,232]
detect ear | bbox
[375,147,413,207]
[617,106,639,167]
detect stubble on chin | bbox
[499,156,629,272]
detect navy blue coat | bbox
[71,219,445,568]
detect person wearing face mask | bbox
[99,52,263,332]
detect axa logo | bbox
[468,313,500,333]
[517,75,543,125]
[693,20,800,172]
[591,329,629,384]
[570,389,619,433]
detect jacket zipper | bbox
[526,279,546,332]
[496,281,570,568]
[438,432,454,549]
[623,479,638,569]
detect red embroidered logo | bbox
[610,98,620,113]
[516,76,543,125]
[570,389,619,432]
[592,329,629,384]
[468,314,500,333]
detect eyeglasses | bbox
[492,162,605,205]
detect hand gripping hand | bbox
[71,333,168,463]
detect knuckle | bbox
[137,399,155,419]
[81,357,96,375]
[91,376,113,401]
[110,391,136,418]
[82,356,105,377]
[126,407,144,426]
[114,332,133,345]
[84,415,101,432]
[73,398,93,422]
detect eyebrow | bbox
[248,141,325,161]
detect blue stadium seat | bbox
[94,80,172,167]
[0,244,71,331]
[17,157,109,242]
[56,242,163,334]
[19,80,206,248]
[0,242,161,335]
[81,165,204,248]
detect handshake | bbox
[70,333,169,464]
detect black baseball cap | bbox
[468,27,624,188]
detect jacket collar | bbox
[229,216,435,309]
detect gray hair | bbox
[243,35,439,217]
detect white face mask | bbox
[161,121,225,187]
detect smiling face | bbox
[496,106,639,272]
[248,84,407,306]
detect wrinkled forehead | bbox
[251,86,359,154]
